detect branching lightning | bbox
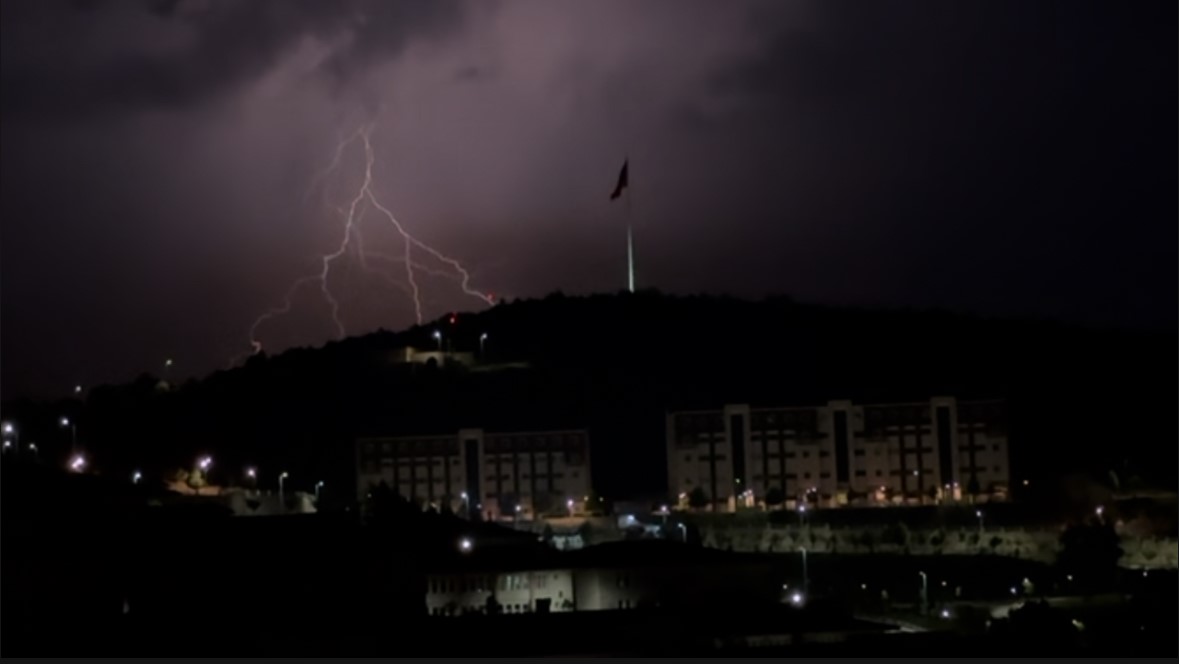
[241,124,493,361]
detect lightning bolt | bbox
[242,124,493,360]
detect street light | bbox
[918,571,928,616]
[132,470,142,484]
[2,422,15,453]
[246,467,257,480]
[797,503,807,527]
[198,456,212,471]
[975,509,984,531]
[459,537,473,553]
[432,330,442,351]
[799,546,809,595]
[479,332,488,356]
[69,454,86,472]
[566,498,574,515]
[676,522,688,542]
[315,481,325,501]
[59,417,77,448]
[1095,505,1104,522]
[74,384,83,395]
[279,471,289,502]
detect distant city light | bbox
[940,608,951,619]
[2,441,10,450]
[198,456,212,471]
[459,537,473,553]
[59,416,70,427]
[27,443,37,452]
[165,358,174,368]
[460,491,468,500]
[1009,586,1017,596]
[74,384,83,394]
[246,467,256,479]
[2,422,13,435]
[132,470,142,484]
[790,592,804,606]
[1022,479,1029,486]
[1095,505,1104,517]
[69,455,86,472]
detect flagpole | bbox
[626,158,635,293]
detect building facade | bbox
[666,398,1009,511]
[424,542,778,616]
[356,428,592,519]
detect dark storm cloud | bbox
[1,0,1174,397]
[0,0,463,116]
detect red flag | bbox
[609,160,628,200]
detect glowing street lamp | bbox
[74,384,83,395]
[246,467,257,480]
[797,503,807,527]
[918,571,928,616]
[69,454,86,472]
[315,480,325,501]
[198,456,213,471]
[975,509,984,531]
[479,332,488,356]
[432,330,442,351]
[1,421,14,452]
[279,471,289,504]
[59,416,77,448]
[458,537,473,553]
[132,470,142,484]
[566,498,574,515]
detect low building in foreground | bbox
[424,540,779,616]
[356,428,592,520]
[667,397,1009,512]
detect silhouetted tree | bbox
[765,486,785,508]
[687,487,709,510]
[1057,523,1123,590]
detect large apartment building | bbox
[356,428,592,520]
[666,397,1009,512]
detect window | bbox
[684,455,692,462]
[820,472,831,479]
[803,472,811,479]
[855,470,867,477]
[802,451,810,459]
[853,449,866,457]
[875,470,883,477]
[994,466,1002,472]
[993,444,1001,452]
[819,451,830,458]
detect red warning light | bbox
[449,314,457,325]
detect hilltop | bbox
[3,291,1175,499]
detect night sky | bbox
[2,0,1174,397]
